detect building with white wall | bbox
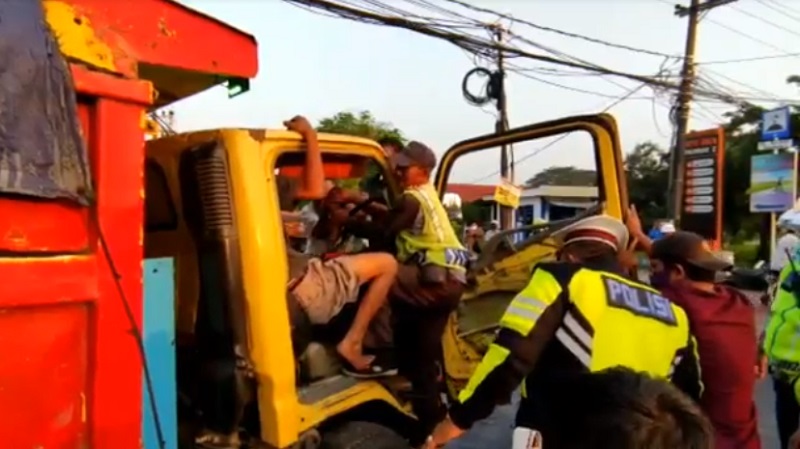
[482,185,599,224]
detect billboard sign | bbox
[748,152,796,213]
[680,128,724,245]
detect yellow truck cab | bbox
[144,114,628,449]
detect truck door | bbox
[433,113,629,396]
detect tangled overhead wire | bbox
[282,0,800,108]
[461,67,502,106]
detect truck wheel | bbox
[321,421,412,449]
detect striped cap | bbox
[552,215,629,251]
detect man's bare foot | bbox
[337,340,374,371]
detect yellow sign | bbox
[493,180,521,208]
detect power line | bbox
[705,15,800,58]
[755,0,800,23]
[285,0,796,107]
[283,0,683,88]
[699,52,800,65]
[762,0,800,16]
[507,65,654,100]
[467,81,651,184]
[730,4,800,38]
[440,0,683,59]
[700,67,784,101]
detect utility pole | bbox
[667,0,738,222]
[491,24,513,230]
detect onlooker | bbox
[773,224,800,273]
[464,222,484,253]
[484,220,500,242]
[425,368,712,449]
[532,367,713,449]
[648,219,676,241]
[627,205,762,449]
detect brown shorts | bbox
[292,257,360,324]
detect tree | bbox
[315,110,407,190]
[316,110,406,143]
[526,166,597,187]
[625,141,669,224]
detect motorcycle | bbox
[718,260,777,306]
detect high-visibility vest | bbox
[395,182,469,271]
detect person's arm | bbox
[756,328,769,379]
[285,116,325,200]
[446,264,573,430]
[384,195,419,237]
[670,334,704,401]
[625,204,654,255]
[346,194,419,250]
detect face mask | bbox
[650,270,671,289]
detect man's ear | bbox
[673,264,687,279]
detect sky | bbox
[172,0,800,185]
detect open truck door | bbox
[433,113,629,396]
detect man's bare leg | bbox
[336,253,398,370]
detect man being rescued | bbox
[423,214,703,448]
[279,116,398,375]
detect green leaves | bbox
[315,110,406,144]
[625,141,669,225]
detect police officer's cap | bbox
[551,214,629,252]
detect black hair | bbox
[546,368,713,449]
[377,136,403,150]
[658,257,716,283]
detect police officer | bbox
[344,141,469,443]
[763,249,800,449]
[423,215,703,448]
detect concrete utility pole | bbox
[667,0,737,222]
[491,24,513,230]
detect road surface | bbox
[449,289,781,449]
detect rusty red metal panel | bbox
[0,66,153,254]
[0,257,97,447]
[87,97,145,449]
[64,0,258,78]
[0,198,90,252]
[0,303,91,448]
[72,65,154,106]
[0,68,150,448]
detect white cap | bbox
[551,215,629,252]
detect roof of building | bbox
[447,183,496,202]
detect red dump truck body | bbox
[0,1,257,447]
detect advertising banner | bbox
[748,153,796,213]
[680,128,724,245]
[493,179,521,208]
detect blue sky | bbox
[173,0,800,184]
